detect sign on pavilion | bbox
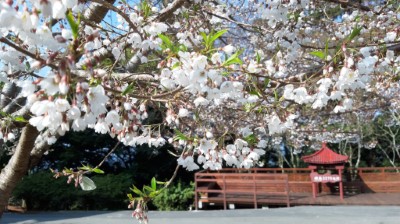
[302,142,349,200]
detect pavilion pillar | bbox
[337,166,344,200]
[309,165,318,199]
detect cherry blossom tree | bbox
[1,0,400,220]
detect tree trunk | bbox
[0,0,187,218]
[0,1,119,218]
[0,124,39,218]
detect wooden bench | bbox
[359,181,400,193]
[349,168,400,193]
[195,170,290,209]
[5,205,26,213]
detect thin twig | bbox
[0,37,57,70]
[94,141,121,170]
[296,129,358,134]
[203,10,265,34]
[163,142,189,189]
[164,164,181,188]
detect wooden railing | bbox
[195,169,290,210]
[195,167,400,209]
[347,167,400,193]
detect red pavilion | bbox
[302,142,349,200]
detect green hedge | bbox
[152,181,194,211]
[12,171,134,210]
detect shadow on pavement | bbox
[2,210,131,224]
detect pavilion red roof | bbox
[302,142,348,165]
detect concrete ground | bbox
[2,206,400,224]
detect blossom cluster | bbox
[0,0,400,172]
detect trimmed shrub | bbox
[12,171,134,210]
[152,181,194,211]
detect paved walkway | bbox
[2,206,400,224]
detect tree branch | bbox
[0,38,57,70]
[90,0,139,32]
[0,83,20,110]
[84,0,117,24]
[324,0,371,11]
[29,132,53,169]
[155,0,187,22]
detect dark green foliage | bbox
[152,181,194,211]
[38,129,134,173]
[12,129,194,211]
[12,171,134,210]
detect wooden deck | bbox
[201,192,400,207]
[290,192,400,206]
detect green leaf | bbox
[347,25,362,42]
[13,116,27,122]
[151,177,157,190]
[130,185,144,197]
[274,90,279,102]
[174,129,189,141]
[223,56,242,66]
[249,90,261,97]
[179,45,188,52]
[66,11,79,40]
[78,165,91,171]
[264,78,270,88]
[89,78,101,86]
[122,83,135,96]
[25,62,30,70]
[156,180,166,185]
[221,71,230,77]
[200,32,209,48]
[210,29,227,44]
[149,190,162,198]
[309,51,326,60]
[78,164,104,174]
[171,62,181,69]
[200,30,226,50]
[143,185,155,194]
[100,58,113,67]
[223,51,243,66]
[158,34,172,49]
[243,134,257,146]
[244,103,254,113]
[92,167,104,174]
[325,39,329,55]
[256,52,261,64]
[127,193,134,201]
[62,168,74,174]
[200,32,208,41]
[140,0,152,18]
